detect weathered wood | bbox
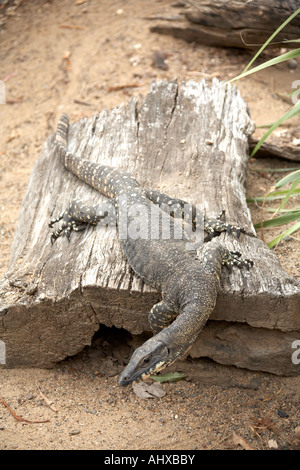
[0,79,299,374]
[150,0,300,50]
[250,137,300,162]
[190,321,300,376]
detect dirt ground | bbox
[0,0,299,451]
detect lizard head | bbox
[118,335,179,386]
[118,297,212,387]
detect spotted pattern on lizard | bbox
[50,114,253,386]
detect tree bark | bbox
[149,0,300,50]
[0,79,299,374]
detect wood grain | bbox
[150,0,300,50]
[0,79,299,373]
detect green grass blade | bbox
[268,221,300,248]
[238,7,300,77]
[254,210,300,228]
[250,101,300,157]
[264,207,300,213]
[256,122,277,128]
[268,188,300,197]
[250,167,300,173]
[229,48,300,83]
[282,38,300,43]
[247,188,300,203]
[275,179,300,214]
[247,192,300,204]
[275,169,300,188]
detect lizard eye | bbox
[143,357,150,364]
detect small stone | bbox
[294,426,300,439]
[268,439,278,449]
[277,409,289,418]
[288,59,298,70]
[69,430,81,436]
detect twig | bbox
[74,99,92,107]
[59,24,85,30]
[2,72,16,83]
[107,83,143,92]
[37,385,58,412]
[0,397,50,424]
[208,433,231,450]
[185,70,219,78]
[5,96,24,104]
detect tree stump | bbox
[0,79,299,375]
[149,0,300,50]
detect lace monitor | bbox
[50,114,253,386]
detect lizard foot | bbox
[204,209,246,240]
[222,250,254,273]
[49,208,87,244]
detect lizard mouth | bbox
[137,360,167,382]
[118,339,170,386]
[119,359,167,386]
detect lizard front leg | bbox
[148,300,178,334]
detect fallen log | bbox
[0,79,299,374]
[249,136,300,162]
[150,0,300,50]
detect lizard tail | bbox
[55,113,69,163]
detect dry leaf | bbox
[146,383,166,398]
[232,432,255,450]
[132,382,166,399]
[132,383,153,399]
[249,415,276,434]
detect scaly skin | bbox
[51,114,253,386]
[118,242,252,386]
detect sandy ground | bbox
[0,0,299,451]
